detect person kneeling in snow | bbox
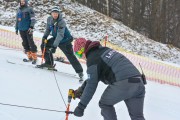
[40,6,84,80]
[73,38,146,120]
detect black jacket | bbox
[80,42,141,107]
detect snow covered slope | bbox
[0,46,180,120]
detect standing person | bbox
[15,0,37,64]
[73,38,146,120]
[39,6,84,81]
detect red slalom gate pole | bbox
[41,39,47,64]
[104,35,108,47]
[65,103,70,120]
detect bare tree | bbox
[76,0,180,48]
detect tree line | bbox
[75,0,180,48]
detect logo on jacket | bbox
[87,74,91,80]
[105,50,116,59]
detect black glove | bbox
[28,28,33,34]
[42,37,46,42]
[74,103,86,117]
[49,47,56,53]
[16,30,18,35]
[42,37,49,46]
[74,87,83,99]
[74,80,87,99]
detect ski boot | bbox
[55,57,65,62]
[78,72,84,83]
[36,63,57,71]
[23,51,33,62]
[31,52,37,64]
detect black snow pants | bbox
[19,30,37,53]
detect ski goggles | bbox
[75,48,85,58]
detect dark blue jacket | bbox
[43,14,73,47]
[15,2,36,31]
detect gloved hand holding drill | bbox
[68,87,83,101]
[74,80,87,99]
[72,80,87,99]
[73,80,87,117]
[71,88,85,117]
[74,87,83,99]
[67,81,87,117]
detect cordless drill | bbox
[68,89,75,103]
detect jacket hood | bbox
[19,0,28,7]
[84,40,101,56]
